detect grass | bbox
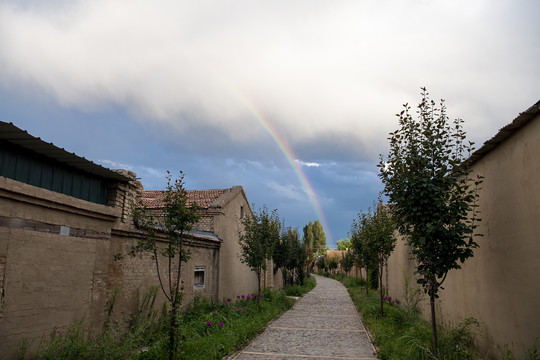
[20,278,316,360]
[283,276,316,297]
[142,289,295,359]
[324,273,478,360]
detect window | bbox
[194,267,205,289]
[240,206,244,219]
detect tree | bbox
[316,255,327,273]
[328,257,339,274]
[350,211,378,296]
[341,251,354,276]
[336,237,352,250]
[302,220,327,256]
[274,226,298,287]
[296,242,309,285]
[238,206,281,296]
[312,220,327,255]
[370,200,396,317]
[130,171,201,360]
[378,88,482,357]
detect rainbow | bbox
[233,94,333,245]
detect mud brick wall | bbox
[0,176,220,360]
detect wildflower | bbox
[227,298,232,302]
[247,295,251,300]
[219,322,224,328]
[237,295,240,299]
[213,312,217,315]
[207,321,212,326]
[242,295,245,299]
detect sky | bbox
[0,0,538,248]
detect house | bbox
[385,100,540,359]
[141,186,264,300]
[0,121,265,359]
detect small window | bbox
[240,206,244,219]
[194,267,205,289]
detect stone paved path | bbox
[232,275,377,360]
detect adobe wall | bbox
[385,113,540,359]
[0,176,220,360]
[212,188,259,300]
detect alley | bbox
[233,275,377,360]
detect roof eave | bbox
[469,100,540,165]
[0,121,133,183]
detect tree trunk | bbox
[169,299,178,360]
[430,292,439,358]
[365,267,369,296]
[379,261,384,317]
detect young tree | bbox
[316,254,327,273]
[286,230,305,285]
[370,201,396,317]
[130,171,201,360]
[238,206,281,296]
[274,226,298,287]
[328,257,339,274]
[378,88,482,357]
[340,251,355,276]
[296,242,309,285]
[350,211,377,296]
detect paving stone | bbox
[231,275,377,360]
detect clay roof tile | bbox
[142,189,228,209]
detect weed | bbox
[503,338,540,360]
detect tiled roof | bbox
[142,189,228,209]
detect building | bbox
[141,186,263,300]
[0,121,263,359]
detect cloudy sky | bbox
[1,0,538,248]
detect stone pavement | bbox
[232,275,377,360]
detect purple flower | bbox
[242,295,245,299]
[237,295,240,299]
[213,312,217,315]
[227,298,232,302]
[247,295,251,300]
[207,321,212,326]
[219,322,224,328]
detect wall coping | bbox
[0,176,119,222]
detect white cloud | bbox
[0,0,538,154]
[98,159,133,170]
[295,159,321,168]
